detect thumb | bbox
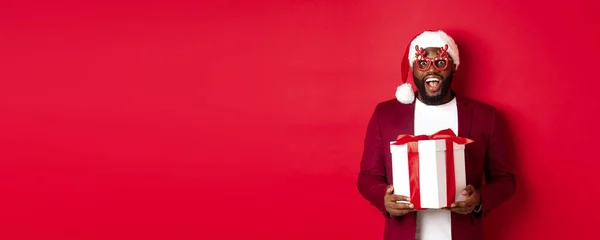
[462,185,475,196]
[386,185,394,195]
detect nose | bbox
[426,64,440,75]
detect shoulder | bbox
[456,95,504,137]
[372,98,412,114]
[457,95,497,117]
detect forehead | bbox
[423,47,441,56]
[421,47,451,60]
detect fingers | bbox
[387,201,415,216]
[385,203,414,217]
[451,200,473,209]
[385,185,411,202]
[385,185,394,195]
[447,207,472,215]
[390,194,411,202]
[389,201,414,210]
[462,185,476,196]
[448,199,475,215]
[384,185,414,216]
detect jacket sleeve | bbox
[357,104,390,216]
[477,107,517,217]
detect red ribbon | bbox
[392,128,474,146]
[392,129,473,209]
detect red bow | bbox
[392,129,474,145]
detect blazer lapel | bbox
[392,99,415,135]
[456,94,474,189]
[456,95,472,139]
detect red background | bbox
[1,1,599,239]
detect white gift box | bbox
[390,138,468,209]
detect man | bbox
[357,30,516,240]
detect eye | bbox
[418,60,429,67]
[435,60,447,67]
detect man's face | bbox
[412,47,456,105]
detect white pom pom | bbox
[395,83,415,104]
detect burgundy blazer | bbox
[357,94,516,240]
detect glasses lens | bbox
[435,59,447,70]
[417,60,430,70]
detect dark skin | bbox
[444,185,482,214]
[384,47,481,216]
[412,47,455,105]
[383,185,414,216]
[384,184,481,216]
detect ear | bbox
[449,57,458,71]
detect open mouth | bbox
[424,76,442,92]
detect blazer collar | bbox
[455,94,473,139]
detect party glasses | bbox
[414,44,451,71]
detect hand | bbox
[445,185,481,215]
[384,185,415,217]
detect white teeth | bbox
[425,78,440,83]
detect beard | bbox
[413,71,454,105]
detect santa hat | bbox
[395,30,460,104]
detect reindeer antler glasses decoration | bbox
[414,44,451,71]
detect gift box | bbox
[390,129,473,210]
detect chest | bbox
[413,103,459,135]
